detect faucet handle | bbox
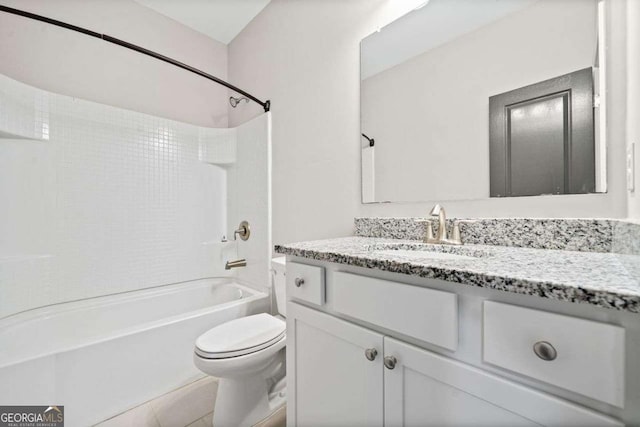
[429,204,443,216]
[414,219,435,242]
[451,220,478,244]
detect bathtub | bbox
[0,278,269,426]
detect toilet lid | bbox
[195,313,286,359]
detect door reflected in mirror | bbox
[360,0,607,203]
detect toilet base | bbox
[212,376,286,427]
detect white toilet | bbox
[194,257,287,427]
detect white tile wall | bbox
[199,127,237,165]
[0,74,253,319]
[0,75,50,140]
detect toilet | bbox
[194,257,287,427]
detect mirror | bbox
[361,0,607,203]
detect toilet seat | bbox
[195,313,286,359]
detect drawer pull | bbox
[364,348,378,361]
[295,277,305,287]
[533,341,557,361]
[384,356,397,370]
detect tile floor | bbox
[94,377,286,427]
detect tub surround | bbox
[354,217,638,253]
[0,74,273,319]
[275,233,640,313]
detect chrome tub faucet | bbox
[225,259,247,270]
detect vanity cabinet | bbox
[287,303,384,426]
[384,337,621,427]
[483,301,625,407]
[288,302,622,427]
[286,261,627,427]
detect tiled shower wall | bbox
[0,74,240,318]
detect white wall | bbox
[229,0,629,245]
[228,0,425,244]
[362,0,597,202]
[0,0,229,127]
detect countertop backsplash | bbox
[354,217,640,255]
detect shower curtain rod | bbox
[0,5,271,112]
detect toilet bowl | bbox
[193,257,288,427]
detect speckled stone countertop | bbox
[274,237,640,314]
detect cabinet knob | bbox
[364,348,378,361]
[383,356,397,370]
[533,341,557,361]
[295,278,305,287]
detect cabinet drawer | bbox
[332,272,457,350]
[287,262,325,306]
[483,301,625,407]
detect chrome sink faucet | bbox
[415,204,474,245]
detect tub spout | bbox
[225,259,247,270]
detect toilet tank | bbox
[271,257,287,317]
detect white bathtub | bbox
[0,278,269,426]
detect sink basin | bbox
[369,244,490,261]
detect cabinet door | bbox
[287,303,384,427]
[384,337,622,427]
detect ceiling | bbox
[135,0,271,45]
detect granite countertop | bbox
[274,237,640,314]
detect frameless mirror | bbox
[361,0,607,203]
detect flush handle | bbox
[364,348,378,361]
[533,341,557,361]
[295,278,305,287]
[384,356,397,370]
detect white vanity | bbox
[277,230,640,426]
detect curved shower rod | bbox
[0,5,271,112]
